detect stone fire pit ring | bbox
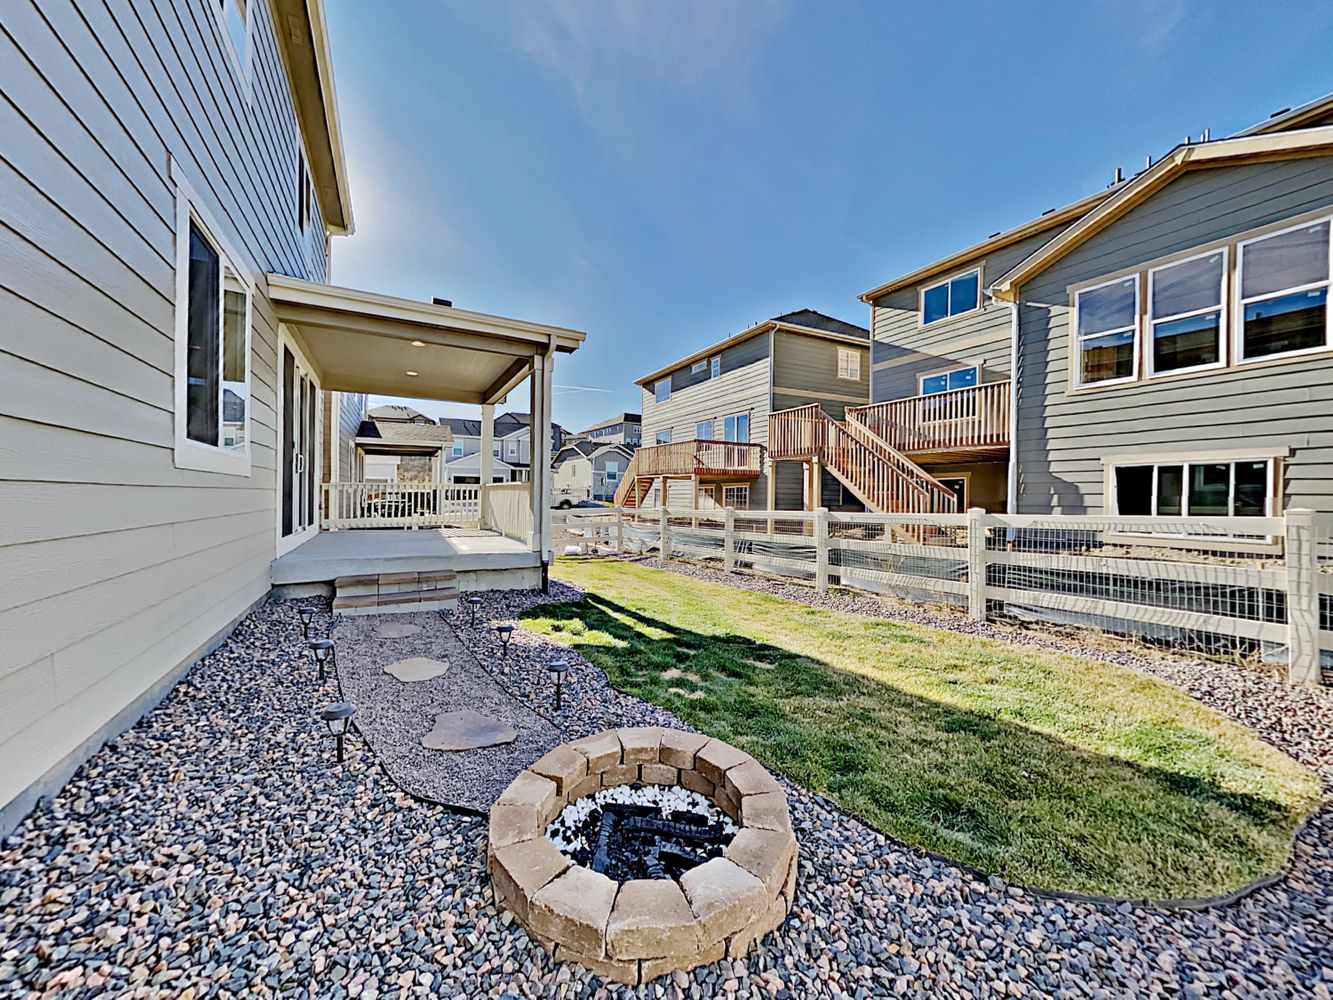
[487,727,798,986]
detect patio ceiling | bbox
[267,274,585,404]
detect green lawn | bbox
[524,559,1322,899]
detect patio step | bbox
[333,571,459,616]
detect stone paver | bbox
[383,655,449,682]
[420,709,517,751]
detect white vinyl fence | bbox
[550,505,1333,686]
[323,483,480,529]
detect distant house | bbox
[351,405,454,482]
[579,413,642,448]
[629,310,870,510]
[438,411,564,484]
[553,441,635,502]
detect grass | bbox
[522,558,1323,899]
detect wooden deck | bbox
[271,528,539,587]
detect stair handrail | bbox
[612,450,642,508]
[842,411,959,513]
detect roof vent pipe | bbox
[432,297,453,308]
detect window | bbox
[1074,276,1138,385]
[696,419,714,440]
[173,165,252,475]
[605,461,619,482]
[836,347,860,381]
[921,268,980,325]
[920,365,978,395]
[691,360,708,374]
[1238,220,1330,362]
[216,0,250,85]
[452,441,464,457]
[723,485,750,508]
[710,355,721,379]
[492,442,500,456]
[1148,250,1226,375]
[1112,459,1272,517]
[723,413,749,443]
[654,378,671,403]
[656,429,672,444]
[297,152,311,232]
[920,365,978,418]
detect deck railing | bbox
[632,439,764,479]
[848,380,1011,454]
[482,481,533,544]
[322,483,480,530]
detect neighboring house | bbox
[860,92,1333,518]
[628,311,871,510]
[0,0,583,832]
[553,441,635,502]
[580,413,642,448]
[438,411,563,483]
[351,404,454,482]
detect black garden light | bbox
[467,595,483,626]
[308,638,336,682]
[319,702,357,763]
[548,660,569,711]
[297,605,316,640]
[496,623,515,657]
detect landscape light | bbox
[496,623,515,657]
[548,661,568,711]
[319,702,357,763]
[467,595,483,626]
[308,639,336,682]
[297,605,316,640]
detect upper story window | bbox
[452,441,463,457]
[921,268,980,325]
[1074,276,1138,386]
[654,378,671,403]
[710,355,721,379]
[172,164,252,476]
[836,347,861,381]
[1148,250,1226,376]
[605,460,620,481]
[696,419,714,440]
[214,0,252,92]
[723,413,750,443]
[690,360,708,374]
[1238,219,1331,362]
[656,429,672,444]
[297,152,312,233]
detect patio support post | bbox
[1285,508,1320,685]
[530,350,555,564]
[814,507,829,593]
[724,506,735,572]
[479,403,495,529]
[967,506,988,622]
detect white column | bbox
[530,352,555,559]
[814,506,829,594]
[724,506,735,572]
[479,403,495,486]
[967,506,988,622]
[1285,509,1320,685]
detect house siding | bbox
[0,0,328,824]
[1015,156,1333,513]
[869,228,1056,403]
[770,330,869,418]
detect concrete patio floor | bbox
[271,529,538,586]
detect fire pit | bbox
[487,727,797,986]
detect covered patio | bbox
[266,274,585,589]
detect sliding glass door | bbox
[280,338,320,551]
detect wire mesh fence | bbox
[548,506,1333,684]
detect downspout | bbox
[992,289,1020,515]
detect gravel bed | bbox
[333,612,563,812]
[0,582,1330,999]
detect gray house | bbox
[577,413,642,448]
[630,310,870,510]
[552,441,635,502]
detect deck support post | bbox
[1285,508,1320,685]
[724,507,736,572]
[814,506,829,594]
[766,465,776,534]
[967,506,988,622]
[479,403,495,529]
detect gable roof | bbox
[368,404,432,422]
[634,311,869,387]
[990,125,1333,301]
[355,418,453,444]
[583,412,642,433]
[1235,93,1333,137]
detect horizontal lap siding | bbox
[1015,157,1333,514]
[770,331,869,418]
[870,228,1056,402]
[0,0,323,816]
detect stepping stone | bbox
[421,710,518,752]
[376,622,423,639]
[384,657,450,683]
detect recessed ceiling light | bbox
[405,370,419,377]
[411,340,425,347]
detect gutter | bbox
[995,290,1020,515]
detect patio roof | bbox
[267,275,586,404]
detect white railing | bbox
[322,483,480,530]
[483,482,533,544]
[550,505,1333,686]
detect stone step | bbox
[335,587,460,617]
[334,570,459,599]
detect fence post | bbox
[814,507,829,594]
[967,506,988,622]
[1285,508,1320,685]
[659,506,670,560]
[724,507,736,572]
[615,507,624,555]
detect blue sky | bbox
[326,0,1333,432]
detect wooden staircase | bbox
[332,570,459,616]
[769,404,958,514]
[614,451,649,509]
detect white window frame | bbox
[212,0,254,99]
[1073,274,1140,389]
[655,429,672,445]
[836,347,861,381]
[690,359,708,374]
[919,267,982,327]
[1235,215,1333,366]
[654,378,671,403]
[723,412,750,443]
[695,419,714,441]
[917,363,980,396]
[710,355,721,379]
[1146,247,1228,379]
[172,160,253,476]
[722,484,750,508]
[1106,452,1279,520]
[452,441,464,458]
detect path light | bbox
[549,660,568,711]
[319,702,357,764]
[297,605,316,640]
[467,595,483,627]
[308,639,336,682]
[496,623,515,657]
